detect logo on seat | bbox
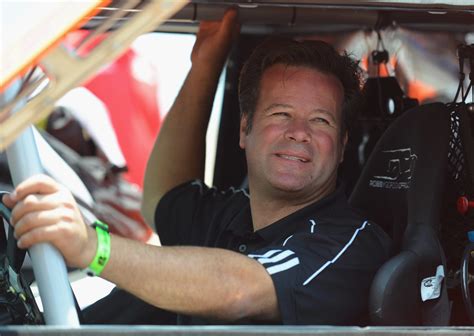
[369,147,417,189]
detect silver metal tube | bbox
[3,81,80,326]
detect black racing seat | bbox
[349,102,451,325]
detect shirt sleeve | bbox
[154,180,242,246]
[247,222,389,325]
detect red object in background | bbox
[458,196,474,215]
[63,30,162,188]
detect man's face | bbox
[239,64,347,202]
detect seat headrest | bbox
[349,103,450,249]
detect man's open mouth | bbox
[276,154,309,163]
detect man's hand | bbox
[2,174,96,269]
[191,8,239,68]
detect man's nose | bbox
[284,119,311,143]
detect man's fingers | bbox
[196,8,238,42]
[221,8,238,32]
[2,193,15,208]
[13,208,72,240]
[1,175,57,208]
[13,174,61,202]
[16,224,63,249]
[10,193,62,226]
[217,8,240,49]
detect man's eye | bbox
[313,117,329,124]
[272,112,289,117]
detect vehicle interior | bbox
[1,0,474,335]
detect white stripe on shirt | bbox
[266,257,300,275]
[248,249,282,259]
[302,220,369,286]
[257,250,295,265]
[249,249,300,275]
[282,235,293,246]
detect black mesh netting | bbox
[447,109,465,184]
[441,104,474,325]
[442,106,473,271]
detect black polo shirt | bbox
[155,180,391,325]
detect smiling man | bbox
[240,62,347,231]
[3,10,391,325]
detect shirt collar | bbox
[226,201,253,237]
[255,183,348,242]
[226,183,348,242]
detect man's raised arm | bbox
[141,10,239,225]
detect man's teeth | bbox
[279,154,308,162]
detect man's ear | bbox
[239,115,248,149]
[339,132,348,163]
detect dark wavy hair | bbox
[238,38,363,138]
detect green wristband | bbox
[87,220,110,276]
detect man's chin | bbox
[266,175,334,201]
[269,180,310,195]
